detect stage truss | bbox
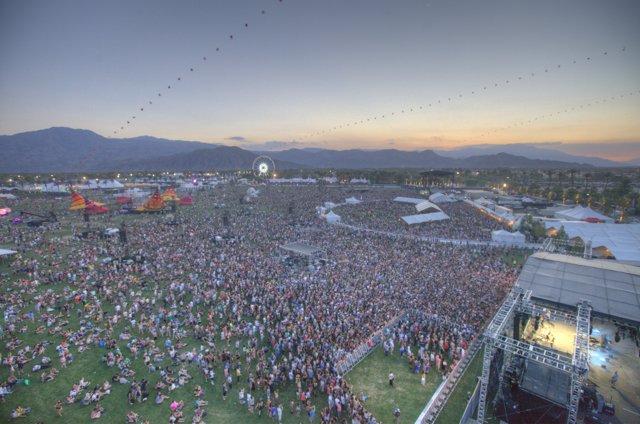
[476,287,591,424]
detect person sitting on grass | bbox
[90,403,104,419]
[10,406,30,419]
[81,392,92,406]
[169,399,184,412]
[155,392,169,405]
[168,409,183,424]
[193,405,207,423]
[193,384,204,397]
[126,410,140,423]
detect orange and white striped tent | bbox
[162,186,180,202]
[69,191,105,210]
[135,191,166,212]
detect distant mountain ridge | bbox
[267,148,594,169]
[118,146,304,172]
[435,143,625,167]
[0,127,629,172]
[0,127,218,173]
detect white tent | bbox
[78,180,125,190]
[324,201,337,209]
[0,249,18,257]
[429,192,455,203]
[0,193,17,200]
[325,211,341,223]
[401,211,450,225]
[345,197,361,205]
[544,221,640,263]
[491,230,526,245]
[38,183,68,193]
[476,197,495,207]
[555,205,613,223]
[246,187,259,197]
[415,200,442,213]
[122,188,150,198]
[393,197,424,204]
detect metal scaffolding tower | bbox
[568,300,591,424]
[476,288,592,424]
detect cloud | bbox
[225,136,248,142]
[246,140,304,151]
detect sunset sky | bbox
[1,0,639,159]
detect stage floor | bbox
[523,319,575,355]
[587,317,640,424]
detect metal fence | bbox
[336,311,408,375]
[416,336,483,424]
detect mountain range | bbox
[0,127,635,173]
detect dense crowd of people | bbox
[0,184,521,422]
[332,190,505,240]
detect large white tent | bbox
[401,211,450,225]
[415,200,442,213]
[325,211,341,223]
[429,192,455,203]
[555,205,613,223]
[38,183,68,193]
[544,221,640,263]
[78,180,125,190]
[0,249,18,257]
[0,193,17,200]
[491,229,526,245]
[394,197,425,204]
[345,197,361,205]
[324,201,337,209]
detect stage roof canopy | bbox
[516,252,640,324]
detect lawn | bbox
[501,249,533,268]
[0,215,328,423]
[435,348,483,424]
[345,348,444,423]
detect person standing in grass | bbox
[389,371,395,387]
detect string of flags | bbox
[297,47,629,140]
[468,88,640,141]
[113,0,286,136]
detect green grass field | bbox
[0,213,328,423]
[502,249,533,268]
[345,348,444,423]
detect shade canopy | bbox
[401,211,450,225]
[516,252,640,324]
[544,221,640,263]
[555,205,613,223]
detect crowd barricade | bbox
[415,336,483,423]
[335,311,408,375]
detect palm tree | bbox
[569,169,576,188]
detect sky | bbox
[1,0,639,159]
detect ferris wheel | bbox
[252,155,275,178]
